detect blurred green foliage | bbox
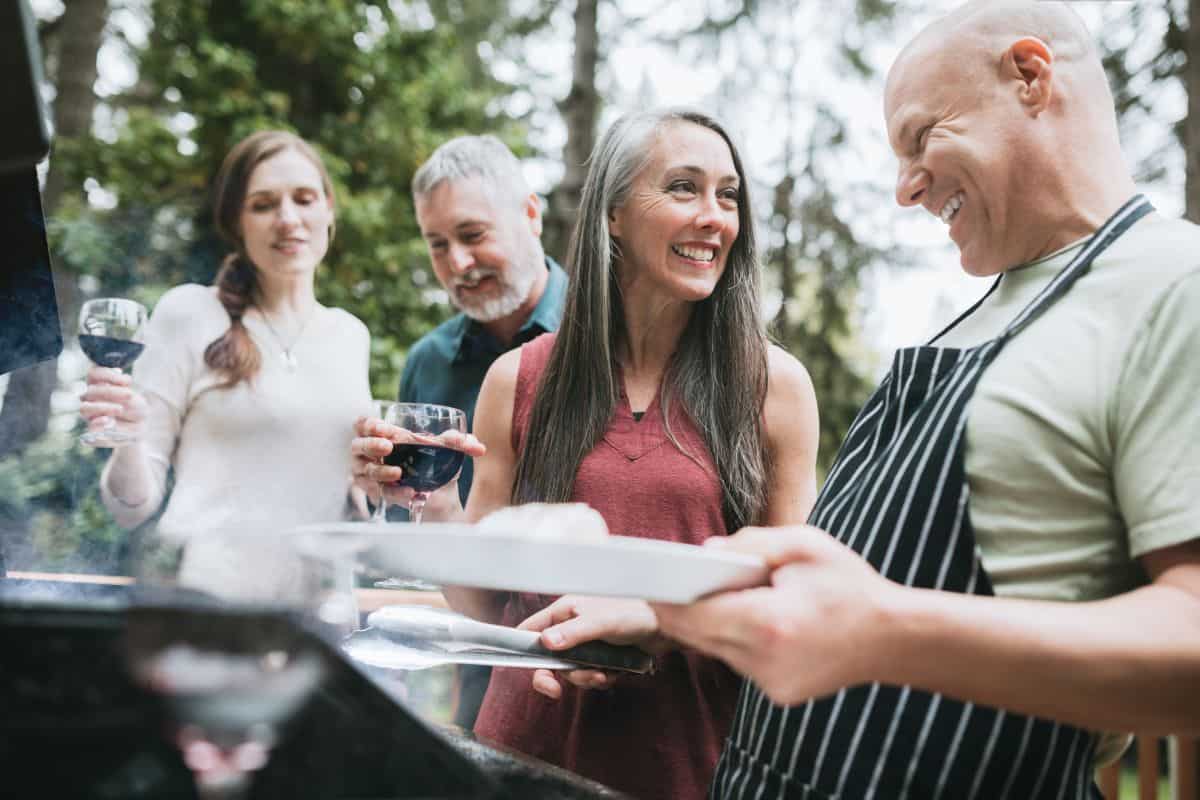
[59,0,527,398]
[0,426,128,572]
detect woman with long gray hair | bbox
[353,108,819,798]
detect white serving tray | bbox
[292,522,768,603]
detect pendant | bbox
[281,350,299,371]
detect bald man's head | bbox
[883,1,1132,277]
[886,0,1108,122]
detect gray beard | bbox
[455,255,541,323]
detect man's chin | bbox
[456,295,524,323]
[956,244,1006,278]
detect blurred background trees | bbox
[1,0,1194,574]
[1095,0,1198,223]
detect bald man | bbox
[526,2,1200,798]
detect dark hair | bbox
[203,130,335,387]
[512,109,771,531]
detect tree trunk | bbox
[545,0,600,260]
[1187,0,1199,224]
[0,0,106,459]
[41,0,106,213]
[769,173,798,342]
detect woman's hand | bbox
[79,366,148,443]
[349,415,486,516]
[517,595,670,700]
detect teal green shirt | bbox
[396,257,567,505]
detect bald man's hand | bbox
[652,526,901,706]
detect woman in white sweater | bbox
[79,131,371,556]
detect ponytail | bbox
[203,253,261,387]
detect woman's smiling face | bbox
[885,38,1052,277]
[238,147,334,281]
[609,121,742,303]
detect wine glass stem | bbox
[409,492,428,524]
[371,483,387,523]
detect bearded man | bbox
[397,134,566,729]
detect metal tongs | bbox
[342,605,654,674]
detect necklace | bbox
[257,305,316,371]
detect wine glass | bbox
[78,297,148,447]
[369,398,395,523]
[125,528,342,800]
[381,402,467,524]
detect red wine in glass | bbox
[78,297,148,447]
[380,402,467,524]
[78,334,145,368]
[384,444,466,494]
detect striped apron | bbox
[712,195,1154,800]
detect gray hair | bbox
[411,134,531,210]
[513,108,771,532]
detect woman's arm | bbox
[762,345,821,525]
[351,350,522,623]
[81,366,156,522]
[445,350,524,623]
[86,286,205,529]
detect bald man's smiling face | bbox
[885,39,1048,277]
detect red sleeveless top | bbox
[473,333,741,800]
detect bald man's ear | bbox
[1005,37,1053,116]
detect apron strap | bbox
[999,194,1154,342]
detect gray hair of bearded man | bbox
[411,134,532,213]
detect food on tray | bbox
[477,502,609,541]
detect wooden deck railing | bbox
[1097,736,1198,800]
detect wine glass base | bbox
[81,429,138,448]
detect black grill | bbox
[0,579,630,800]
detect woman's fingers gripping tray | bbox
[520,595,664,699]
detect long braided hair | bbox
[203,131,335,387]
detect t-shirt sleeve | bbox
[1114,268,1200,558]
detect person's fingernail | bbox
[546,631,565,647]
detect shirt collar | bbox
[451,256,566,364]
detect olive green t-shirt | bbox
[937,213,1200,602]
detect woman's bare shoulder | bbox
[766,343,816,402]
[483,347,523,392]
